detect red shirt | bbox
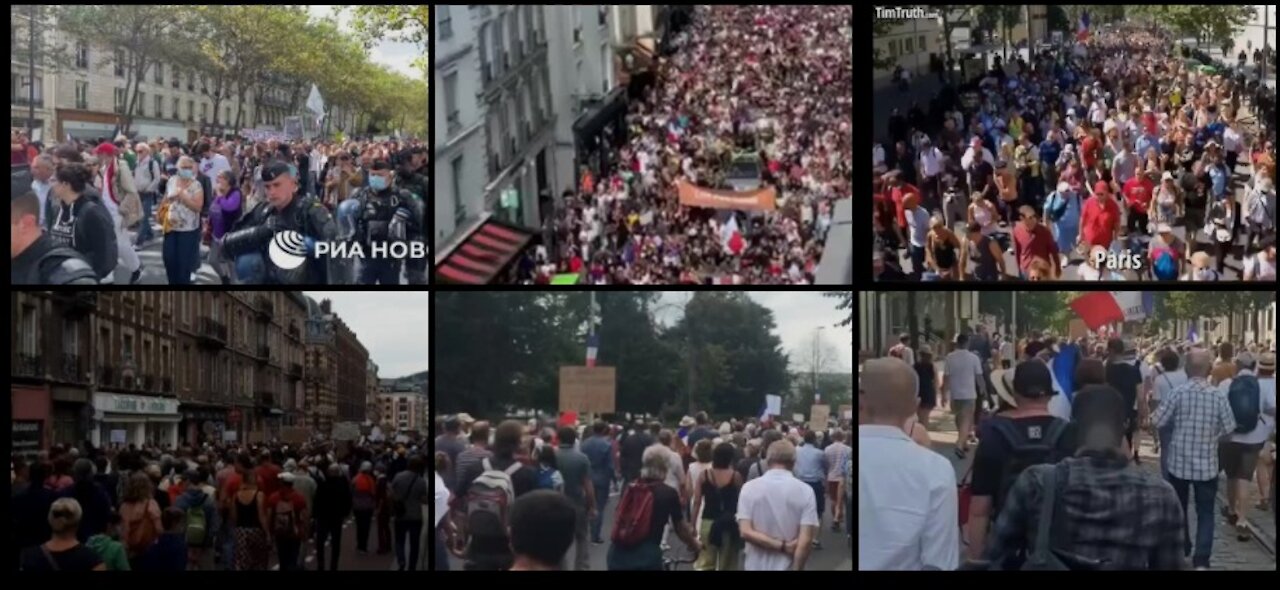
[255,463,282,499]
[221,471,243,499]
[1122,177,1154,215]
[1013,222,1059,273]
[891,183,920,228]
[1080,196,1121,249]
[1082,137,1100,169]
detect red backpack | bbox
[611,481,657,547]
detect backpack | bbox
[1046,191,1070,222]
[990,418,1070,516]
[125,502,159,557]
[271,495,300,540]
[611,481,658,547]
[1227,374,1262,434]
[184,495,209,546]
[465,458,520,539]
[994,462,1102,571]
[1151,248,1179,280]
[535,466,560,491]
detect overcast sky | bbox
[304,292,429,378]
[652,292,852,373]
[307,6,423,81]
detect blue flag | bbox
[1053,344,1080,403]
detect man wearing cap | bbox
[337,159,423,285]
[1147,222,1187,280]
[221,160,348,284]
[1122,167,1157,238]
[267,471,310,570]
[965,360,1077,564]
[1216,351,1276,542]
[1080,180,1121,252]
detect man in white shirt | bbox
[873,141,886,173]
[919,137,944,208]
[30,154,55,229]
[1217,352,1277,541]
[943,333,987,458]
[859,358,959,570]
[738,439,820,571]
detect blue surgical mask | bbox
[179,169,195,180]
[369,175,388,191]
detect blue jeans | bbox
[591,481,610,542]
[908,244,926,277]
[221,527,235,571]
[1167,474,1217,568]
[806,480,826,520]
[1157,422,1176,480]
[394,519,422,571]
[136,192,155,244]
[163,230,200,284]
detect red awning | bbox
[434,219,536,284]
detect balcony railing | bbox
[15,353,43,378]
[60,353,82,382]
[99,365,116,388]
[255,296,274,320]
[197,317,227,348]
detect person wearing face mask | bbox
[221,161,347,284]
[45,161,119,282]
[11,190,99,285]
[341,159,423,285]
[160,156,205,285]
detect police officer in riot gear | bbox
[221,161,350,284]
[394,147,429,284]
[340,159,424,285]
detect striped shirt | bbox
[1151,377,1236,481]
[825,442,851,482]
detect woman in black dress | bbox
[913,346,939,427]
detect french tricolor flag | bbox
[1076,11,1091,42]
[586,333,599,368]
[1069,292,1153,331]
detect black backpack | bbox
[990,417,1070,517]
[1227,374,1262,434]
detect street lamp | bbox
[812,327,827,406]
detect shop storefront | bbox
[179,404,228,447]
[92,393,180,449]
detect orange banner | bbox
[677,180,777,212]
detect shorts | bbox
[827,481,841,503]
[1219,441,1265,480]
[951,399,976,417]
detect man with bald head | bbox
[1151,348,1237,570]
[859,358,959,570]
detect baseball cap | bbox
[1012,360,1053,398]
[261,161,293,182]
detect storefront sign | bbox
[12,421,43,461]
[95,393,179,416]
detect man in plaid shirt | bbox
[1151,349,1237,570]
[983,385,1185,570]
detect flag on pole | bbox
[1187,323,1199,343]
[586,333,599,368]
[1109,291,1151,322]
[1076,10,1091,42]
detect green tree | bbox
[825,291,853,327]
